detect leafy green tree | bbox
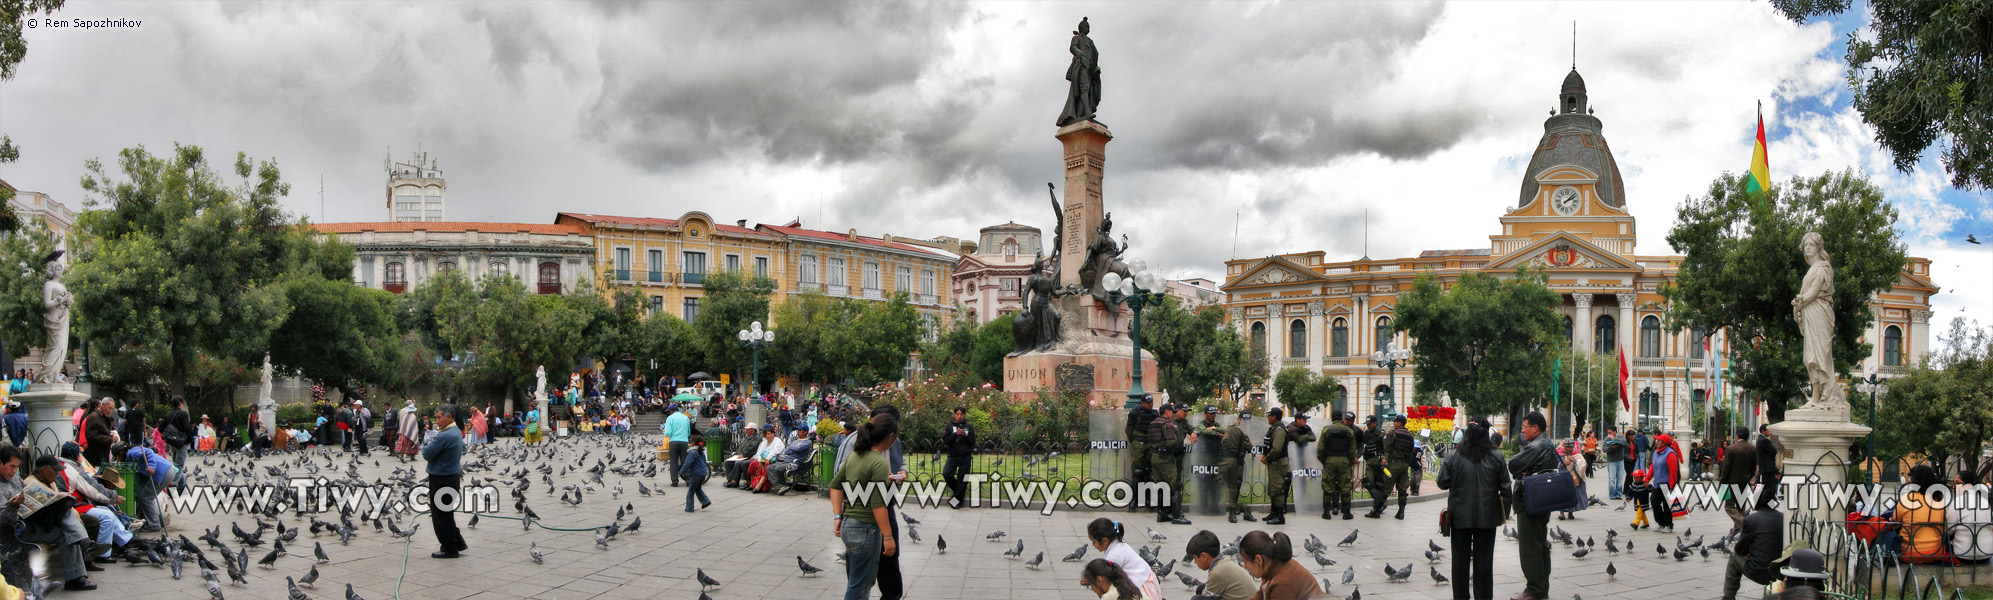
[70,145,334,394]
[632,310,700,382]
[921,313,1012,387]
[453,275,592,393]
[1225,332,1269,409]
[1774,0,1993,191]
[1393,269,1564,432]
[690,270,776,382]
[1147,299,1258,405]
[824,293,922,387]
[266,276,406,400]
[1271,366,1341,416]
[1662,170,1906,422]
[0,220,60,355]
[768,294,846,384]
[1868,318,1993,473]
[397,267,477,358]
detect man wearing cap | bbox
[1125,394,1159,512]
[1361,415,1390,518]
[1193,406,1225,517]
[723,424,761,488]
[56,443,132,564]
[1259,407,1291,525]
[4,451,100,591]
[1779,548,1829,593]
[1220,409,1255,523]
[1150,404,1192,525]
[1382,415,1417,519]
[1318,411,1359,520]
[1722,487,1783,600]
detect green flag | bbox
[1551,357,1561,407]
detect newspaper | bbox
[19,477,71,520]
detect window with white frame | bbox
[896,266,912,292]
[754,256,769,278]
[725,254,740,273]
[863,261,880,290]
[799,255,818,284]
[827,257,847,286]
[921,269,936,296]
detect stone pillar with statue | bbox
[1767,232,1870,535]
[15,250,88,459]
[257,353,278,439]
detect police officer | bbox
[1318,411,1359,520]
[1150,403,1193,525]
[1125,394,1159,512]
[1385,414,1417,519]
[1221,408,1255,523]
[1260,407,1291,525]
[1362,415,1390,518]
[1194,406,1226,516]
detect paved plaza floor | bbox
[85,435,1738,600]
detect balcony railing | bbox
[648,271,664,283]
[614,269,631,281]
[384,282,407,294]
[683,272,705,286]
[537,282,562,295]
[827,284,849,296]
[999,289,1022,299]
[864,287,884,300]
[915,293,936,305]
[796,282,822,294]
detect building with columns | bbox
[952,222,1042,324]
[760,220,957,336]
[315,221,596,295]
[1218,67,1939,431]
[555,212,789,322]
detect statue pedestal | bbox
[257,400,277,439]
[1767,405,1869,538]
[16,383,88,459]
[1004,350,1156,407]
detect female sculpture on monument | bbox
[39,250,70,384]
[1792,231,1844,410]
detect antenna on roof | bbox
[1572,20,1577,70]
[1364,208,1370,260]
[319,175,325,223]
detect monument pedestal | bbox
[16,383,88,459]
[1767,405,1869,536]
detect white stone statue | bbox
[258,353,276,406]
[1792,231,1846,412]
[37,251,70,384]
[535,365,547,399]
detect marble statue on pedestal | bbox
[1792,231,1847,412]
[37,250,69,384]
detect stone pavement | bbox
[84,437,1737,600]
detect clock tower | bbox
[1491,67,1636,261]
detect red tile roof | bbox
[556,212,763,235]
[757,224,942,256]
[315,221,585,236]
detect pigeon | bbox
[205,577,225,600]
[1025,551,1044,569]
[1004,540,1024,558]
[1606,561,1616,578]
[1424,550,1442,563]
[1701,547,1711,561]
[467,513,478,529]
[626,517,642,533]
[314,542,329,564]
[902,514,920,525]
[1672,548,1690,561]
[1387,563,1412,582]
[986,530,1006,541]
[1428,539,1444,553]
[696,568,722,590]
[1571,548,1589,559]
[1337,530,1359,547]
[797,556,823,577]
[1063,545,1088,562]
[595,529,610,549]
[1682,527,1691,538]
[1147,527,1167,542]
[1605,538,1618,554]
[1656,543,1667,556]
[299,565,319,589]
[937,535,947,554]
[529,542,544,564]
[286,576,311,600]
[1154,559,1176,579]
[1176,572,1204,590]
[259,547,283,569]
[1341,565,1355,585]
[908,527,923,543]
[1346,586,1361,600]
[1312,551,1336,567]
[344,583,363,600]
[1430,565,1448,584]
[1503,527,1518,540]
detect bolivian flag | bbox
[1745,106,1770,203]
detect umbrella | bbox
[688,372,712,381]
[672,393,706,403]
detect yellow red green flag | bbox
[1745,107,1770,203]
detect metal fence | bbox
[1777,451,1993,600]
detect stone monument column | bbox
[1056,120,1111,287]
[1573,293,1595,353]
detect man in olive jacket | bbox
[1220,410,1254,523]
[1719,427,1759,534]
[1259,407,1291,525]
[1508,411,1562,600]
[1318,412,1359,520]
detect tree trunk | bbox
[334,380,369,404]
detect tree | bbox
[631,311,700,382]
[1271,366,1341,416]
[1662,170,1906,422]
[451,275,592,394]
[823,293,922,387]
[266,276,406,400]
[690,270,776,382]
[70,145,332,394]
[921,313,1011,387]
[1146,300,1259,406]
[0,220,59,355]
[1224,331,1269,410]
[1774,0,1993,191]
[0,0,69,233]
[397,267,477,358]
[1548,348,1623,438]
[768,294,846,384]
[1394,269,1564,431]
[1868,318,1993,473]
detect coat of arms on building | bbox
[1055,363,1095,393]
[1547,243,1577,267]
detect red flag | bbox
[1617,348,1631,410]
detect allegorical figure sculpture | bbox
[1079,212,1132,304]
[1014,251,1069,354]
[258,353,275,405]
[37,250,70,384]
[1792,231,1845,410]
[1056,17,1101,127]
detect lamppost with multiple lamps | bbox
[1637,386,1659,431]
[1371,342,1410,419]
[1101,260,1164,410]
[737,321,775,398]
[1856,366,1887,476]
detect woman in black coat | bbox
[1435,417,1512,600]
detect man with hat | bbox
[1318,411,1359,520]
[3,450,101,591]
[1125,393,1160,513]
[1778,548,1829,593]
[723,423,761,488]
[1382,414,1417,519]
[1220,408,1255,523]
[1722,487,1785,600]
[1150,403,1192,525]
[56,442,132,564]
[1259,407,1291,525]
[1362,414,1391,518]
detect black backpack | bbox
[1146,415,1171,444]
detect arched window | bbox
[1690,327,1708,359]
[1565,315,1574,344]
[1331,318,1348,357]
[1289,319,1307,358]
[384,261,408,291]
[1002,239,1018,258]
[1373,384,1393,417]
[489,262,508,277]
[1884,325,1903,366]
[1639,316,1661,358]
[1594,314,1616,354]
[537,261,562,295]
[1375,316,1393,353]
[438,261,457,272]
[1332,385,1347,413]
[1249,321,1266,354]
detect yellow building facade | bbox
[555,212,790,322]
[1219,68,1939,432]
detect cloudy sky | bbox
[2,0,1987,330]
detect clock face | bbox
[1551,188,1581,215]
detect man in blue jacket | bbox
[424,404,467,559]
[664,404,693,487]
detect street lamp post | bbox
[1857,366,1887,476]
[1371,342,1410,419]
[1638,387,1657,431]
[1102,260,1164,410]
[737,321,775,398]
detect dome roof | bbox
[1561,69,1586,95]
[1518,70,1625,209]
